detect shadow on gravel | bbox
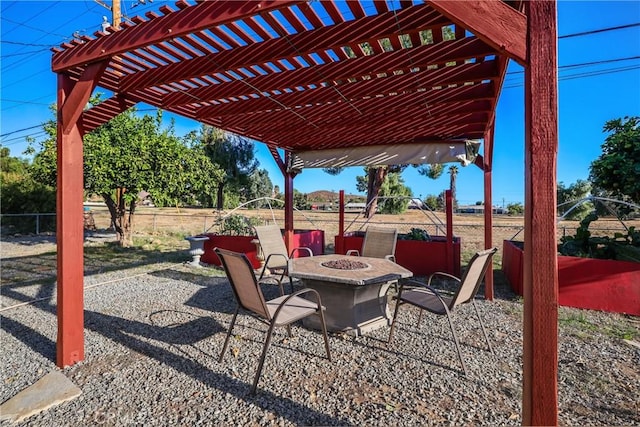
[80,309,351,426]
[0,301,56,361]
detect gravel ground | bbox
[1,236,639,426]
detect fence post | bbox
[36,214,40,235]
[203,215,207,234]
[153,214,157,233]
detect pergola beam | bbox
[428,0,527,65]
[51,1,305,71]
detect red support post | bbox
[56,74,86,367]
[283,152,295,252]
[483,124,495,300]
[337,190,345,254]
[445,189,454,274]
[523,1,559,424]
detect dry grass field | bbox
[84,205,638,264]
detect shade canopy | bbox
[288,139,480,172]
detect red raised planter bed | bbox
[501,240,640,316]
[335,233,461,277]
[200,229,325,268]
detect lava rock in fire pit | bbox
[321,259,369,270]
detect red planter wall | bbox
[335,234,461,277]
[200,230,325,269]
[501,240,640,316]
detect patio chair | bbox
[254,224,313,294]
[215,247,331,394]
[346,226,398,261]
[387,247,498,376]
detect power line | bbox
[0,16,69,40]
[0,40,54,47]
[0,124,44,138]
[1,48,52,58]
[559,22,640,39]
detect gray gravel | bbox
[1,236,639,426]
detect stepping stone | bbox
[0,371,81,423]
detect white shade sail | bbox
[288,140,481,173]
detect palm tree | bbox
[449,165,459,211]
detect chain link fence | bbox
[4,208,635,264]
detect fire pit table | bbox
[287,254,413,336]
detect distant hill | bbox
[307,190,365,203]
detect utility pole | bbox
[112,0,121,30]
[95,0,121,30]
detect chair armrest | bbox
[395,279,449,307]
[384,254,396,262]
[270,288,325,322]
[427,271,461,287]
[259,253,288,281]
[290,246,313,258]
[346,249,360,256]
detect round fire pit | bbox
[321,259,369,270]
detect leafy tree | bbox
[416,163,444,180]
[293,189,309,210]
[589,116,640,203]
[423,194,441,211]
[1,147,29,174]
[557,179,592,220]
[354,165,408,217]
[507,202,524,216]
[198,125,258,210]
[242,168,273,207]
[1,148,56,233]
[30,102,221,246]
[377,172,412,214]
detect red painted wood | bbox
[167,37,493,110]
[502,241,640,316]
[337,190,345,255]
[82,95,136,133]
[52,1,305,71]
[61,61,108,134]
[336,234,461,277]
[523,1,559,425]
[56,74,86,367]
[483,124,494,300]
[445,190,454,275]
[428,0,526,65]
[283,155,295,253]
[118,4,441,93]
[201,230,325,268]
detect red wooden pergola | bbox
[51,1,558,424]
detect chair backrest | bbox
[254,225,288,269]
[450,247,498,309]
[361,226,398,259]
[215,248,271,319]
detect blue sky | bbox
[2,1,639,206]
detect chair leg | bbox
[417,308,424,327]
[444,310,468,376]
[317,308,332,362]
[218,307,239,363]
[251,322,278,394]
[387,298,403,343]
[472,300,495,355]
[288,276,295,294]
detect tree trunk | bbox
[216,183,225,210]
[364,167,387,218]
[102,187,134,247]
